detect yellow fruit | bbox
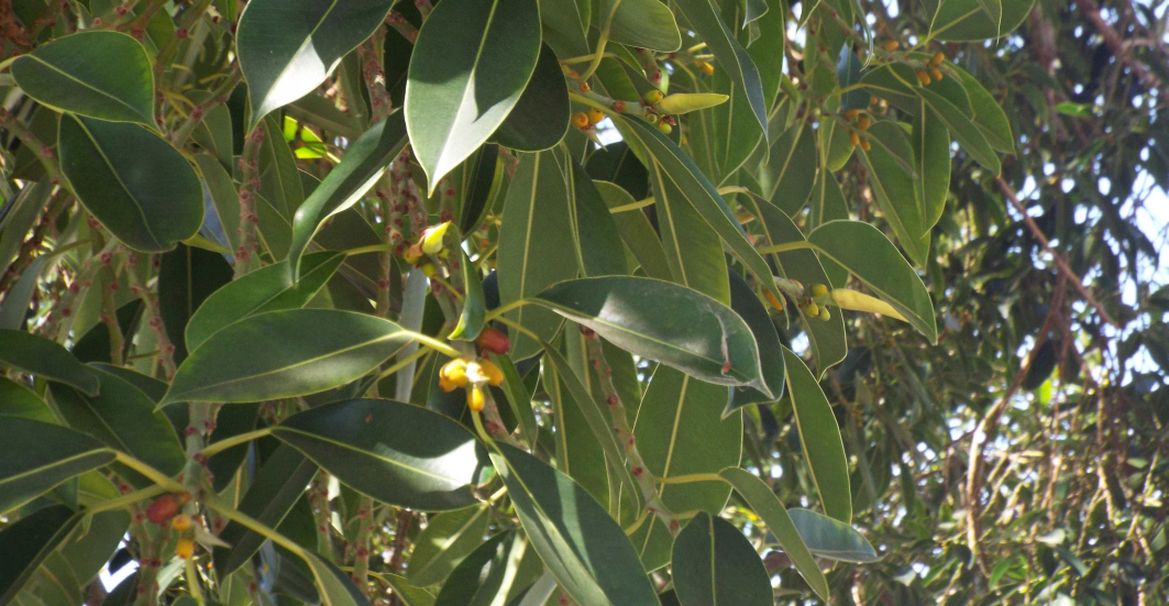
[643,89,664,104]
[931,51,945,67]
[478,358,504,386]
[915,70,932,86]
[843,108,862,121]
[805,302,820,317]
[171,514,193,532]
[176,538,195,560]
[860,139,872,152]
[420,221,451,255]
[930,67,944,82]
[857,115,871,131]
[882,40,900,52]
[819,308,831,321]
[697,60,715,76]
[467,385,485,412]
[657,121,673,135]
[849,130,860,148]
[571,111,590,129]
[811,283,829,297]
[588,108,605,124]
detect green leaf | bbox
[767,118,818,215]
[236,0,394,130]
[923,0,1035,41]
[163,309,412,404]
[671,512,772,606]
[491,45,569,152]
[186,251,344,352]
[497,150,580,359]
[0,330,98,395]
[0,377,58,424]
[52,366,185,478]
[408,505,491,587]
[913,106,952,231]
[0,505,81,604]
[405,0,541,192]
[595,181,672,280]
[634,366,739,512]
[158,244,234,363]
[596,0,682,52]
[718,468,830,601]
[273,399,480,511]
[675,0,768,134]
[808,220,938,342]
[303,552,373,606]
[0,418,115,515]
[214,444,318,575]
[433,531,518,605]
[787,508,880,562]
[259,115,306,219]
[10,31,154,125]
[620,117,779,302]
[57,116,202,253]
[532,276,767,391]
[727,272,784,410]
[952,66,1014,152]
[569,160,628,277]
[492,443,661,606]
[917,85,1001,174]
[448,248,487,341]
[540,0,590,57]
[288,114,408,280]
[857,120,930,265]
[782,347,852,522]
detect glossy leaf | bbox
[719,468,830,601]
[288,114,408,280]
[787,508,880,562]
[0,418,115,514]
[675,0,768,134]
[304,552,373,606]
[58,116,202,253]
[923,0,1035,41]
[533,276,767,391]
[492,443,661,606]
[408,505,491,586]
[52,366,185,478]
[186,251,344,352]
[952,66,1014,153]
[433,531,517,605]
[405,0,541,191]
[634,366,739,514]
[10,31,152,124]
[497,150,580,359]
[273,399,480,510]
[0,377,57,423]
[808,220,938,342]
[569,160,628,277]
[782,347,852,522]
[917,85,1001,174]
[491,45,569,152]
[237,0,394,130]
[595,180,672,280]
[857,119,930,265]
[0,505,81,604]
[163,310,412,404]
[0,329,98,395]
[158,244,234,363]
[620,117,779,302]
[728,272,784,410]
[215,444,318,575]
[671,513,772,606]
[596,0,682,52]
[914,106,952,231]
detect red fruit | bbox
[476,327,511,355]
[145,493,189,524]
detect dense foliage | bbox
[0,0,1164,604]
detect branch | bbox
[1073,0,1169,104]
[995,176,1120,327]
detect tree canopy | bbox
[0,0,1166,604]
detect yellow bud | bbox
[176,538,195,560]
[849,130,860,148]
[588,108,605,124]
[403,243,423,264]
[440,358,469,389]
[819,308,831,321]
[857,115,871,131]
[930,67,944,82]
[171,514,193,532]
[804,302,820,317]
[657,121,673,135]
[811,283,829,297]
[643,89,664,105]
[915,70,932,86]
[467,385,486,412]
[421,262,438,278]
[421,221,451,255]
[931,51,945,67]
[697,60,715,76]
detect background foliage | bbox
[0,0,1165,605]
